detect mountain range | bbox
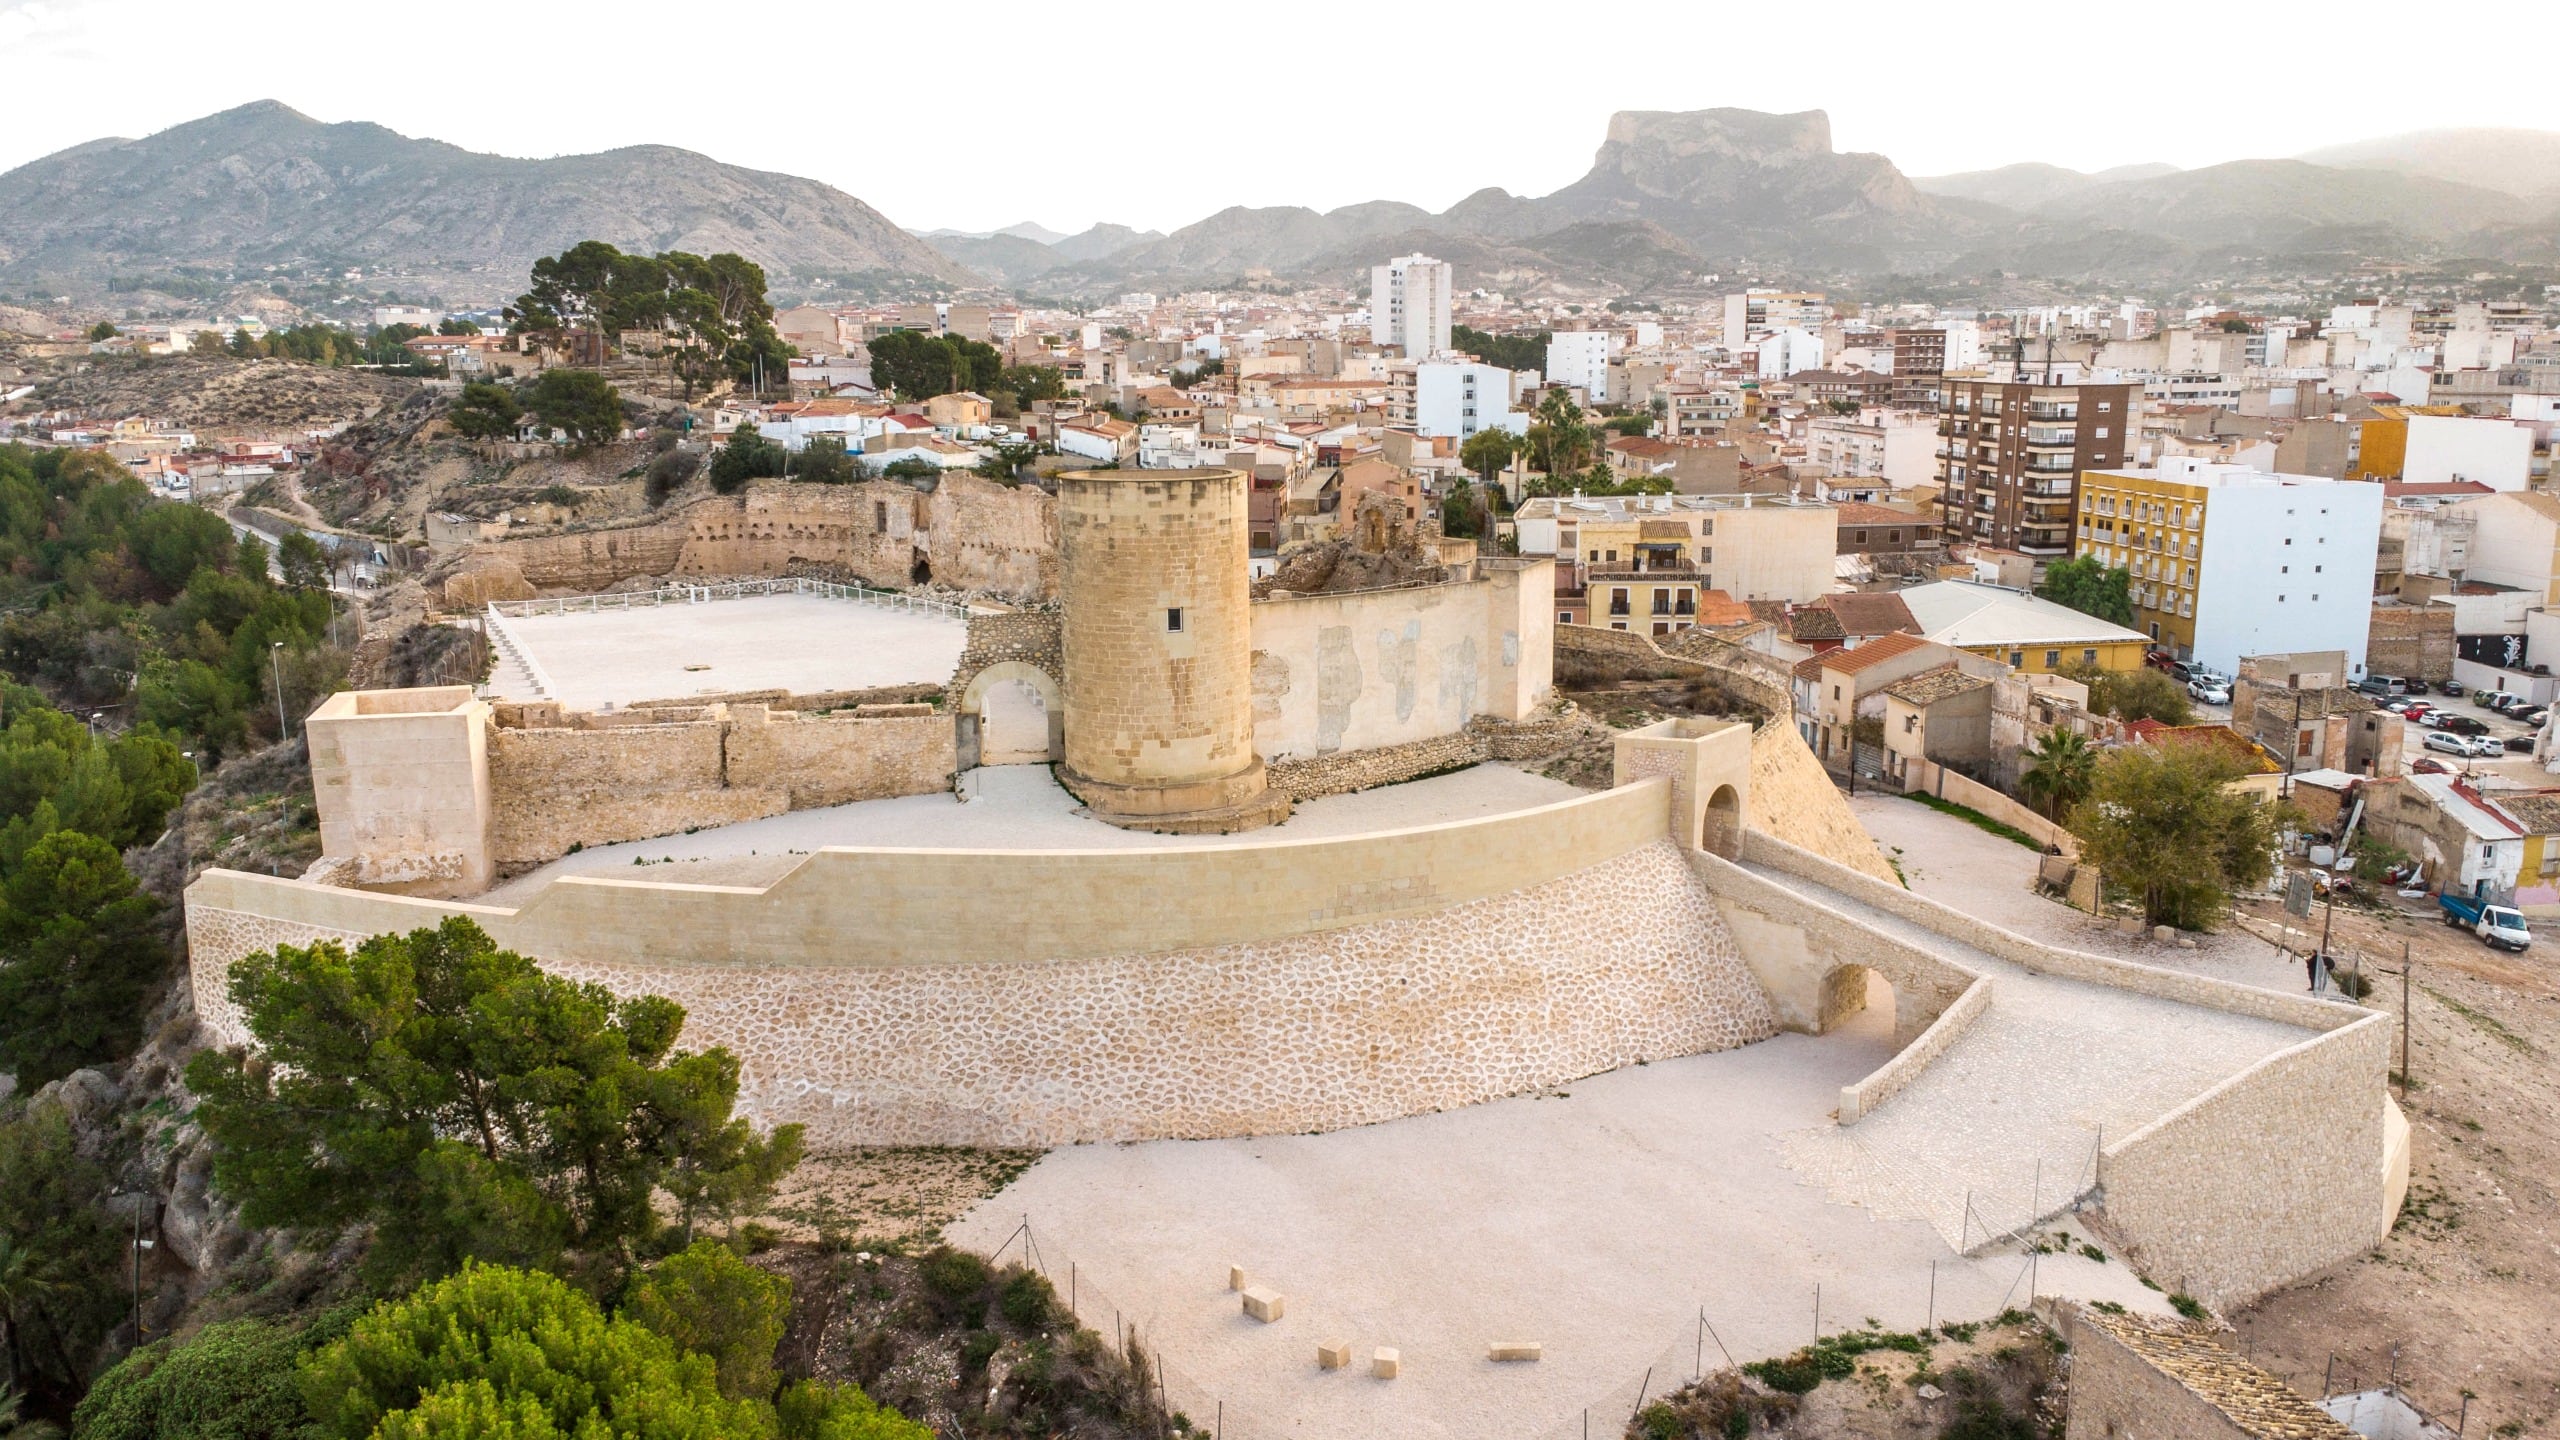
[2,102,2555,308]
[0,101,967,296]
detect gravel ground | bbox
[949,995,2175,1440]
[492,592,968,708]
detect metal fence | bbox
[485,577,971,621]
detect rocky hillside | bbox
[20,353,423,432]
[0,101,972,298]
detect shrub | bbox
[623,1240,791,1401]
[645,448,701,506]
[73,1312,356,1440]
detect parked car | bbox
[2167,661,2198,684]
[2424,731,2474,755]
[2465,735,2505,758]
[2432,714,2490,736]
[2188,678,2231,705]
[2412,757,2451,774]
[2144,649,2177,673]
[2521,708,2549,729]
[2389,699,2435,718]
[2440,891,2532,951]
[2355,674,2406,697]
[2507,735,2539,753]
[2488,693,2531,714]
[2440,677,2469,696]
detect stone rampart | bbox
[950,608,1063,699]
[465,475,1056,601]
[1686,848,1977,1046]
[1249,566,1554,763]
[184,779,1796,1146]
[1836,974,1992,1122]
[484,705,953,871]
[2097,1015,2395,1309]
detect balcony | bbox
[1589,561,1701,580]
[2026,403,2079,421]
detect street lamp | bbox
[270,641,289,741]
[106,1189,154,1345]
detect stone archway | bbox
[1701,783,1743,859]
[961,660,1063,766]
[1817,962,1897,1038]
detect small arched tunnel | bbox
[1700,783,1743,859]
[1817,962,1898,1041]
[960,661,1064,767]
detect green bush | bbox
[623,1241,790,1400]
[73,1312,356,1440]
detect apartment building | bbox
[1369,254,1453,359]
[2076,460,2384,678]
[1513,492,1837,629]
[1411,360,1525,441]
[1545,330,1618,400]
[1936,379,2136,558]
[1723,289,1826,351]
[1890,328,1946,406]
[2349,408,2533,490]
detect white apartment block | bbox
[1544,331,1617,401]
[1369,254,1453,359]
[1755,328,1824,380]
[1806,410,1938,487]
[1413,361,1527,442]
[1722,289,1826,351]
[2398,415,2534,491]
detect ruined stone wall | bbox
[2368,604,2454,681]
[950,609,1063,699]
[466,475,1057,601]
[484,705,952,871]
[487,718,777,871]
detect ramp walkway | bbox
[1743,857,2314,1250]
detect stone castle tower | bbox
[1056,468,1290,833]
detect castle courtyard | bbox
[489,590,969,709]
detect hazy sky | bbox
[3,0,2546,234]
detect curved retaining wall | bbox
[186,780,1784,1146]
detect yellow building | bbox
[1895,579,2149,673]
[2075,465,2210,655]
[2347,405,2467,482]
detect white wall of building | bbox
[2402,415,2533,490]
[1369,254,1453,359]
[1544,331,1616,401]
[1414,362,1527,441]
[2190,472,2384,679]
[1755,328,1824,380]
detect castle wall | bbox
[461,475,1056,601]
[1247,559,1555,763]
[185,780,1787,1146]
[483,705,953,873]
[305,687,494,898]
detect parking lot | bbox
[2375,681,2553,785]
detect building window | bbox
[2009,651,2024,667]
[2045,650,2060,668]
[2083,648,2097,664]
[1610,588,1631,616]
[1166,608,1183,632]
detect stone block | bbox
[1487,1341,1542,1362]
[1372,1347,1400,1379]
[1242,1286,1284,1322]
[1317,1340,1351,1370]
[2152,924,2175,943]
[1228,1264,1249,1292]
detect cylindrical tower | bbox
[1056,467,1288,833]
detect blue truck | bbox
[2439,891,2533,951]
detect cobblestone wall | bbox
[187,837,1777,1147]
[950,609,1063,699]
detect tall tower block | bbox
[1056,468,1290,833]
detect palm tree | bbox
[2018,729,2097,821]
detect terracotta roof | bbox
[2138,724,2282,774]
[1746,600,1790,625]
[1834,501,1934,527]
[2076,1310,2356,1440]
[1693,589,1754,627]
[1792,652,1829,681]
[1821,630,1940,676]
[2494,791,2560,835]
[1822,592,1921,638]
